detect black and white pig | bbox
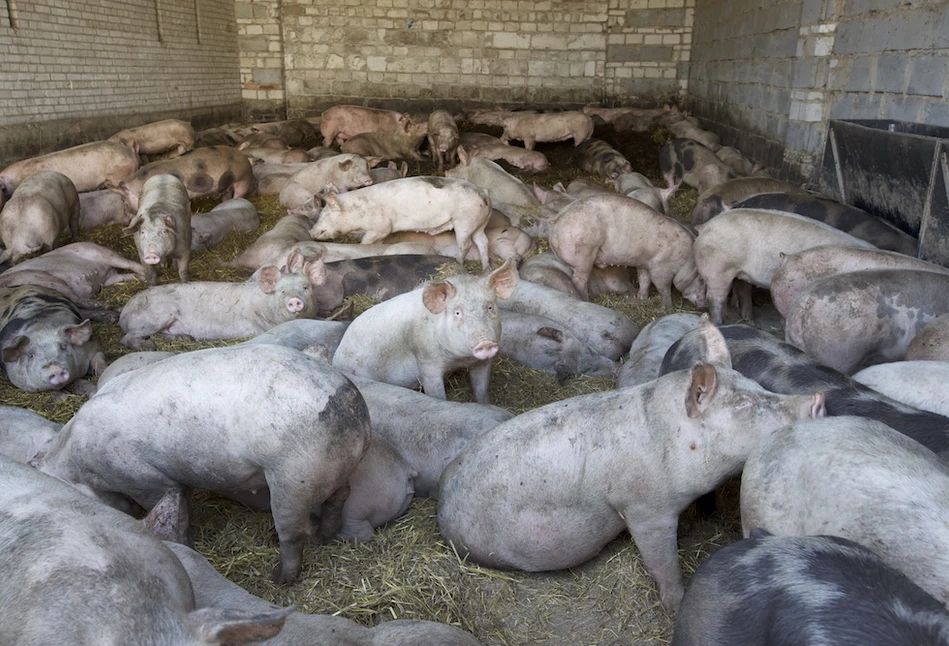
[438,318,824,613]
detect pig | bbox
[501,280,639,361]
[530,183,576,227]
[166,541,483,646]
[468,109,534,128]
[673,530,949,646]
[305,255,456,315]
[907,314,949,361]
[618,313,702,388]
[785,269,949,374]
[438,318,825,612]
[573,139,633,179]
[0,241,145,301]
[34,343,372,585]
[96,351,176,389]
[626,186,675,215]
[193,126,240,147]
[741,415,949,606]
[320,105,410,147]
[0,456,291,644]
[498,110,594,150]
[770,244,949,317]
[659,138,735,193]
[190,198,260,251]
[660,323,949,461]
[383,227,534,264]
[0,406,61,464]
[239,146,311,164]
[564,178,612,197]
[232,119,320,149]
[427,109,460,170]
[119,252,326,349]
[108,119,195,159]
[339,127,427,161]
[445,150,543,229]
[462,139,550,172]
[549,194,706,307]
[581,104,672,124]
[0,171,79,264]
[714,146,756,175]
[278,154,375,217]
[241,319,349,359]
[265,240,434,266]
[517,252,632,299]
[0,285,106,392]
[851,361,949,418]
[108,146,255,213]
[0,141,139,197]
[612,171,654,194]
[310,177,493,270]
[689,178,808,226]
[124,173,191,285]
[253,161,312,195]
[238,132,289,150]
[78,188,129,228]
[734,192,919,255]
[222,213,315,270]
[499,310,618,383]
[667,119,722,151]
[693,208,877,324]
[333,261,517,404]
[370,160,408,184]
[346,375,512,497]
[306,146,339,161]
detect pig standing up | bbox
[108,119,195,159]
[549,194,706,307]
[0,456,291,643]
[741,415,949,607]
[310,177,494,270]
[119,250,326,349]
[0,171,79,264]
[320,105,410,147]
[124,173,191,285]
[0,140,139,197]
[278,153,375,217]
[34,344,372,585]
[498,111,594,150]
[190,198,260,251]
[333,261,518,404]
[427,109,460,170]
[438,318,825,612]
[673,531,949,646]
[0,285,106,392]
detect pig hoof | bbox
[271,563,299,586]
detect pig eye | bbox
[454,308,462,318]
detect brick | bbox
[874,54,907,94]
[908,55,949,97]
[608,44,674,62]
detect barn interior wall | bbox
[0,0,243,165]
[688,0,949,183]
[235,0,696,121]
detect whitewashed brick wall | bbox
[0,0,241,164]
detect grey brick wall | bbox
[235,0,696,119]
[0,0,242,165]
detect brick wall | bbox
[235,0,695,120]
[688,0,949,182]
[0,0,242,165]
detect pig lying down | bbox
[34,344,371,585]
[438,318,824,612]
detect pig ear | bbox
[257,266,281,294]
[323,192,340,209]
[63,320,93,347]
[338,159,353,172]
[537,327,564,343]
[686,362,719,419]
[1,335,29,363]
[697,313,731,368]
[142,487,191,544]
[286,248,304,274]
[365,156,383,169]
[532,185,549,202]
[422,281,457,314]
[810,392,827,419]
[457,146,470,166]
[552,182,567,193]
[121,214,144,236]
[487,259,518,300]
[163,215,178,231]
[386,161,396,169]
[304,259,326,286]
[187,606,292,645]
[236,141,250,151]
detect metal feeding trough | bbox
[819,119,949,266]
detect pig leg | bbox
[468,359,493,405]
[316,482,351,543]
[419,365,448,401]
[360,228,393,245]
[626,511,684,613]
[734,280,753,321]
[176,249,191,283]
[636,267,651,299]
[523,138,536,151]
[266,468,332,585]
[143,264,158,286]
[650,268,676,309]
[103,273,143,287]
[704,277,734,326]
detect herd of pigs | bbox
[0,100,948,645]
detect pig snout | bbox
[142,252,162,265]
[473,341,499,360]
[45,364,71,387]
[286,297,305,313]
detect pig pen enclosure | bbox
[0,122,755,645]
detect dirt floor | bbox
[2,122,775,645]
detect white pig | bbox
[190,198,260,251]
[0,171,79,264]
[0,406,61,464]
[124,173,191,285]
[851,361,949,418]
[278,154,375,217]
